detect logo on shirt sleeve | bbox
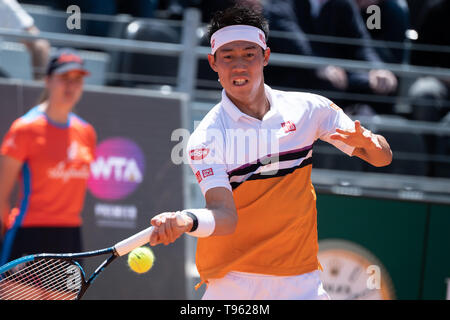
[190,148,210,160]
[195,171,203,183]
[202,168,214,178]
[281,121,296,133]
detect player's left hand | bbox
[329,120,382,150]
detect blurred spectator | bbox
[116,0,160,18]
[407,0,449,177]
[355,0,410,118]
[409,0,450,122]
[356,0,410,64]
[410,0,449,70]
[164,0,256,22]
[163,0,200,20]
[263,0,360,93]
[407,0,434,32]
[20,0,159,37]
[72,0,117,37]
[22,0,160,18]
[294,0,399,115]
[0,0,50,80]
[261,0,318,90]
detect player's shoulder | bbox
[197,102,224,128]
[273,90,336,110]
[188,103,225,145]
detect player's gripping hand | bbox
[149,211,193,246]
[330,120,382,150]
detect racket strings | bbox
[0,259,81,300]
[0,259,82,300]
[1,259,81,300]
[0,259,62,300]
[4,261,79,300]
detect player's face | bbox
[208,40,270,103]
[47,70,85,108]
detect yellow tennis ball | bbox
[127,246,155,274]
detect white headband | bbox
[210,25,267,54]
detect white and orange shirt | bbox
[187,84,355,283]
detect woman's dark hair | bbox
[206,5,269,44]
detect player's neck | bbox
[227,84,269,121]
[40,100,72,125]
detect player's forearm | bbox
[353,134,393,167]
[203,187,238,236]
[208,206,238,236]
[182,206,237,236]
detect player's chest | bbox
[224,112,316,153]
[222,116,316,172]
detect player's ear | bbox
[263,47,271,67]
[208,54,218,72]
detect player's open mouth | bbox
[233,79,248,86]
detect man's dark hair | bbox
[206,5,269,44]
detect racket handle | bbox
[113,226,154,257]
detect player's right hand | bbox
[149,211,192,246]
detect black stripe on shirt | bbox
[228,145,313,179]
[230,157,313,190]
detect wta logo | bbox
[87,137,145,200]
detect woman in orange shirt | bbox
[0,48,96,265]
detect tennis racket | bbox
[0,226,154,300]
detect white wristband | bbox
[182,209,215,238]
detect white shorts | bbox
[202,270,330,300]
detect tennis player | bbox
[0,48,96,265]
[149,5,392,300]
